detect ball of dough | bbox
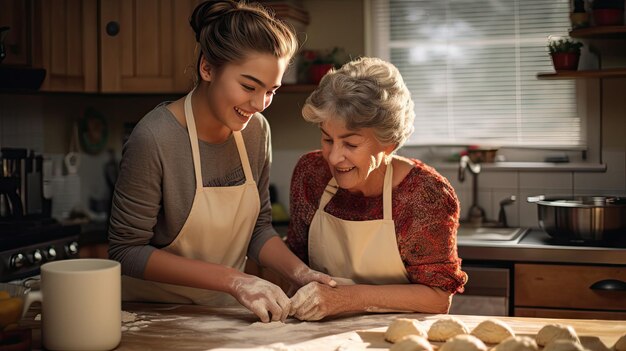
[615,334,626,351]
[542,340,586,351]
[390,335,433,351]
[470,319,515,344]
[493,336,539,351]
[536,324,580,346]
[439,334,487,351]
[385,318,428,343]
[427,317,470,342]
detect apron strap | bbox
[184,91,203,190]
[383,161,393,220]
[319,162,394,220]
[233,131,254,184]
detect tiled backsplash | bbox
[272,148,626,229]
[2,93,625,229]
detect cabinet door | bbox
[0,0,33,65]
[38,0,98,92]
[99,0,197,93]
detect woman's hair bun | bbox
[189,0,238,42]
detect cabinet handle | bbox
[106,21,120,36]
[589,279,626,291]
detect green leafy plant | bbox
[547,38,583,54]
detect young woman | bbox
[287,57,467,321]
[108,0,334,323]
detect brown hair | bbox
[189,0,298,81]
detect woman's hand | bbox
[289,282,347,321]
[230,274,291,323]
[290,266,337,290]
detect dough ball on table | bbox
[542,340,587,351]
[385,318,428,343]
[427,317,470,342]
[439,334,487,351]
[615,334,626,351]
[493,336,539,351]
[470,319,515,344]
[536,324,580,347]
[389,335,433,351]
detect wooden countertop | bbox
[18,303,626,350]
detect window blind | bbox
[367,0,585,148]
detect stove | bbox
[0,217,80,282]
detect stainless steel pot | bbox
[527,195,626,242]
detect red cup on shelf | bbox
[593,8,624,26]
[310,63,334,84]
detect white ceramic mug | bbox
[24,258,121,351]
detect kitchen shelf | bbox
[537,68,626,79]
[570,25,626,39]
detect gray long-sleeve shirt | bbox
[108,102,278,278]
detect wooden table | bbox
[18,303,626,350]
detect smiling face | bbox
[199,52,288,133]
[320,118,395,196]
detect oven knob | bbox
[31,249,44,264]
[66,241,79,256]
[46,247,57,260]
[10,253,26,269]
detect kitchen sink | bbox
[457,226,528,243]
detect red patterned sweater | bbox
[287,151,467,294]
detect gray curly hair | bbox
[302,57,415,151]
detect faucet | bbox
[458,155,485,226]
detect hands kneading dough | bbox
[385,318,428,343]
[231,275,290,323]
[390,335,433,351]
[471,319,516,344]
[289,282,341,321]
[427,317,470,342]
[536,324,580,347]
[439,334,487,351]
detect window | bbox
[366,0,587,149]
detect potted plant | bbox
[548,37,583,71]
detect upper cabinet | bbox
[0,0,33,66]
[36,0,198,93]
[99,0,198,93]
[37,0,98,92]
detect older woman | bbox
[287,57,467,321]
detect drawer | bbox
[514,263,626,311]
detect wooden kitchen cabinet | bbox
[99,0,198,93]
[0,0,34,66]
[36,0,199,93]
[37,0,98,92]
[514,263,626,320]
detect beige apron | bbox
[308,162,410,285]
[122,91,261,305]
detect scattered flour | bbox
[121,311,137,323]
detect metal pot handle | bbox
[527,195,545,203]
[589,279,626,291]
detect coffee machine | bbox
[0,147,44,219]
[1,148,80,282]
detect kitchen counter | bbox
[458,229,626,265]
[18,303,626,350]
